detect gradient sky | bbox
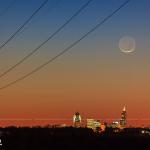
[0,0,149,127]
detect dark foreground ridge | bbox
[0,127,150,150]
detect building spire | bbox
[123,106,126,112]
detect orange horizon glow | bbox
[0,0,149,127]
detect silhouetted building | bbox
[110,121,120,128]
[87,119,101,132]
[120,106,127,128]
[73,112,81,128]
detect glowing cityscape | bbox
[0,0,149,149]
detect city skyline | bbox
[0,106,149,127]
[0,0,149,127]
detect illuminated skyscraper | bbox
[120,106,127,128]
[87,119,95,129]
[73,112,82,128]
[87,119,101,132]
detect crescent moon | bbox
[119,36,136,54]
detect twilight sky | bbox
[0,0,149,126]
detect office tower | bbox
[73,112,82,128]
[87,119,101,132]
[120,106,127,128]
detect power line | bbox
[18,0,63,37]
[0,0,48,51]
[0,0,17,17]
[0,0,93,78]
[0,0,131,90]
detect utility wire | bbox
[0,0,131,90]
[0,0,93,78]
[0,0,48,51]
[18,0,63,35]
[0,0,17,17]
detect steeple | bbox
[123,106,126,112]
